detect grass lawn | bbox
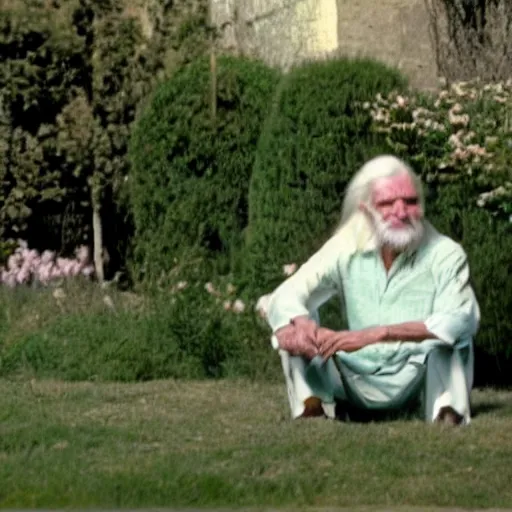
[1,377,512,509]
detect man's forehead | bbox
[372,172,418,199]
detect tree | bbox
[0,0,211,280]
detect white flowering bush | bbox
[202,281,246,314]
[164,260,302,325]
[362,80,512,220]
[0,240,94,288]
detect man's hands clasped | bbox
[275,316,319,359]
[275,316,388,361]
[316,326,387,359]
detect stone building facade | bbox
[211,0,440,90]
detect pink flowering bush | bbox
[362,80,512,219]
[282,263,298,276]
[187,261,299,319]
[202,280,247,314]
[0,240,95,288]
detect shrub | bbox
[243,58,408,296]
[0,283,280,382]
[128,55,280,284]
[0,0,211,276]
[364,81,512,220]
[0,2,88,248]
[0,240,94,287]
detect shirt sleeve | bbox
[266,234,345,335]
[424,243,480,345]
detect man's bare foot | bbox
[300,396,325,418]
[435,406,464,426]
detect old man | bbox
[264,155,480,426]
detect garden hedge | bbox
[243,58,408,296]
[128,55,280,283]
[3,51,511,387]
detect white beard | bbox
[368,208,425,252]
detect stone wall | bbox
[211,0,440,90]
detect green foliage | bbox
[128,55,280,283]
[243,58,408,295]
[0,2,87,244]
[0,283,279,382]
[0,0,210,270]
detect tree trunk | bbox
[210,42,217,122]
[92,186,104,284]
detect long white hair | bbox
[339,155,425,229]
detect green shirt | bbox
[267,213,480,373]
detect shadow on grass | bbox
[334,399,424,423]
[334,389,512,423]
[471,399,509,418]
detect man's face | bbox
[367,172,424,251]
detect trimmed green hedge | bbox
[128,55,280,283]
[243,58,408,295]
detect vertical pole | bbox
[209,1,217,122]
[91,176,104,284]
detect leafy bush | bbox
[364,81,512,220]
[128,55,280,284]
[0,283,279,382]
[0,0,210,275]
[243,58,408,296]
[0,2,88,247]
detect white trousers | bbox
[277,342,474,424]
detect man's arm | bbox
[266,212,373,336]
[423,243,480,344]
[266,234,344,334]
[318,242,480,359]
[266,231,350,356]
[383,321,438,342]
[317,322,437,359]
